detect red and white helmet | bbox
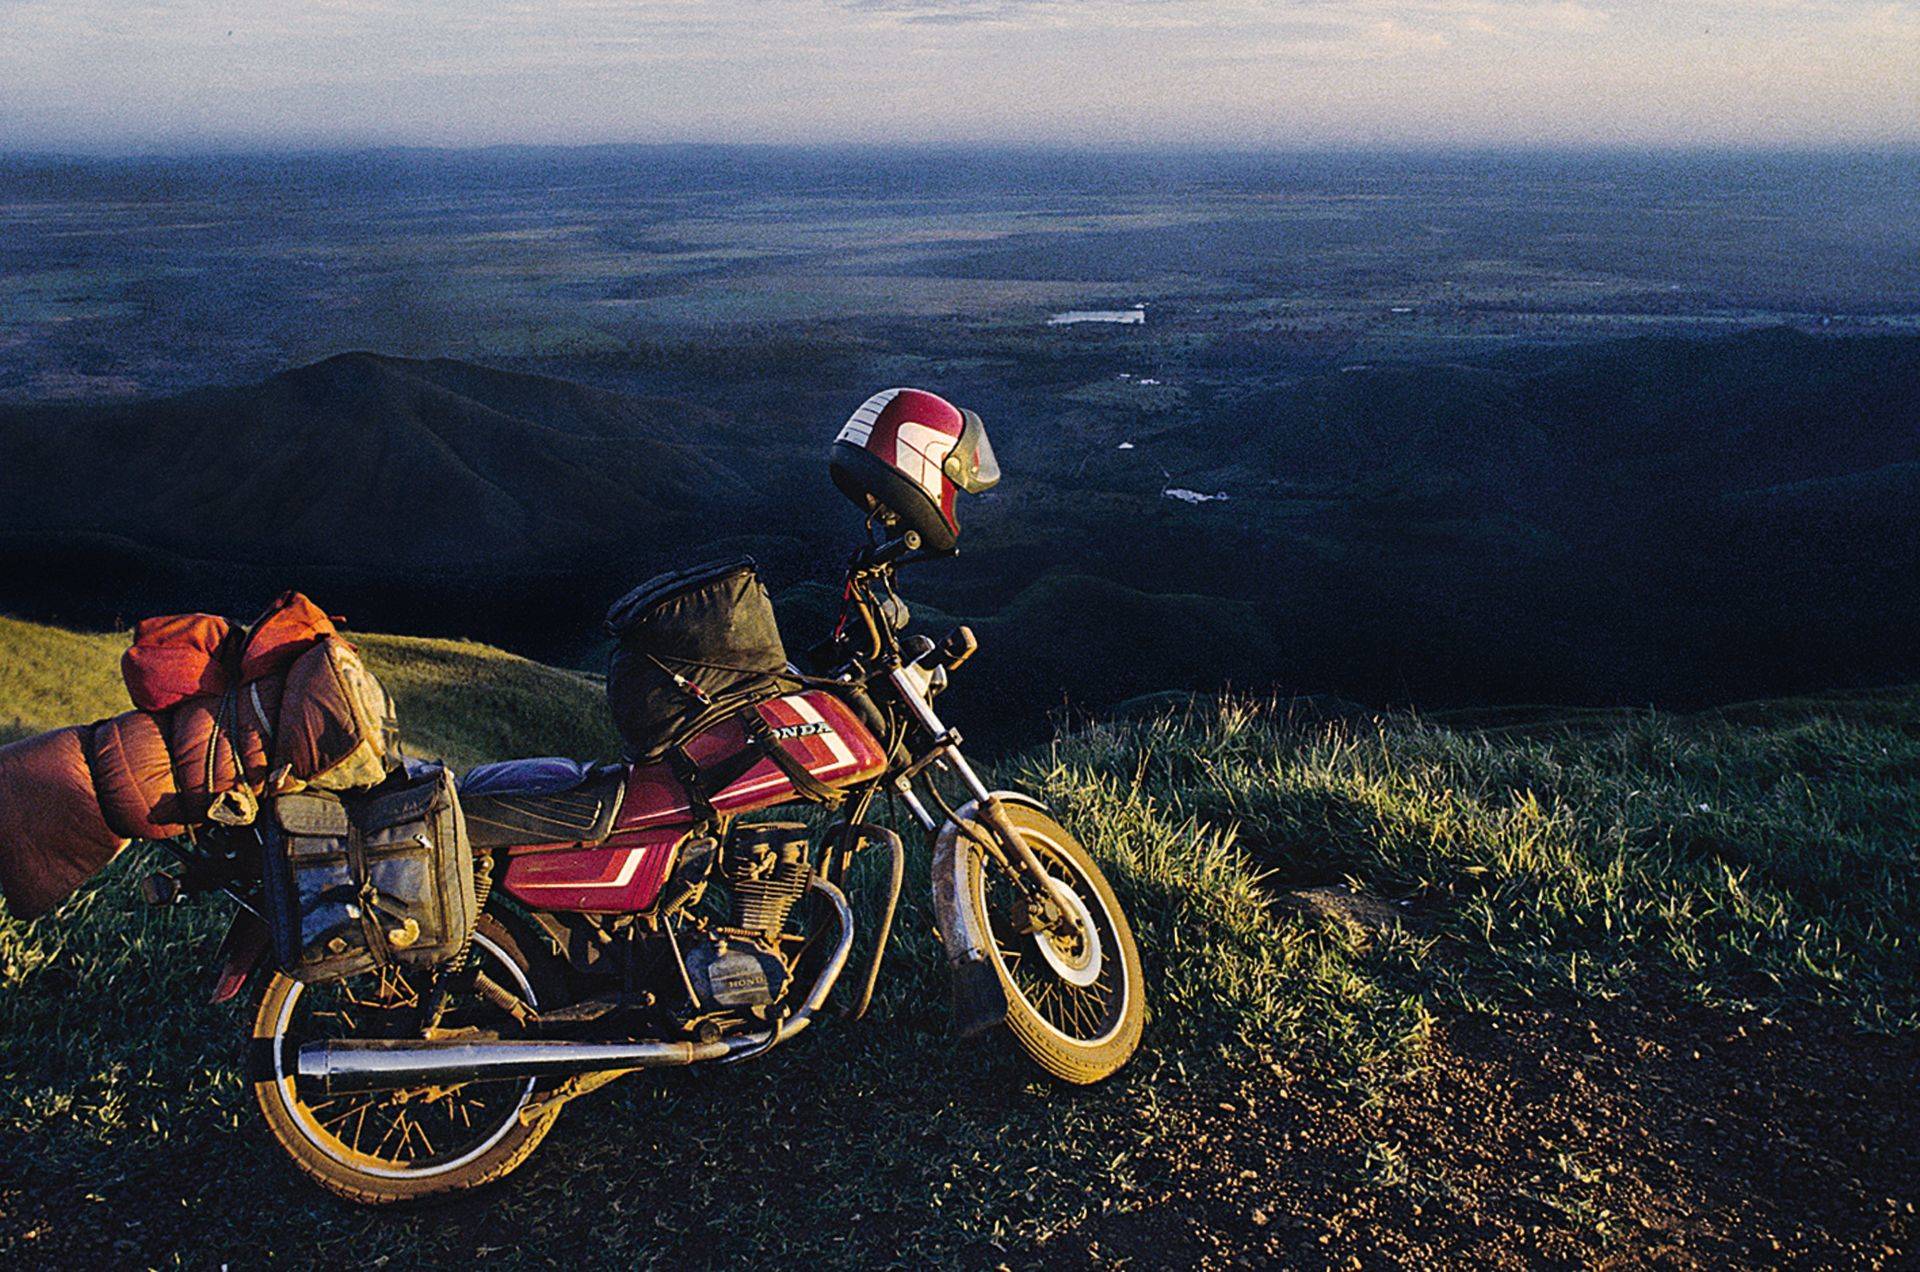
[830,387,1000,553]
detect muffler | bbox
[298,1036,736,1093]
[296,876,855,1095]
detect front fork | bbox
[887,666,1063,915]
[889,669,1074,1038]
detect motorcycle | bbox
[157,390,1146,1203]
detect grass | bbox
[1,616,1916,1264]
[1037,697,1920,1039]
[0,613,620,766]
[0,616,130,746]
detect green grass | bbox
[0,614,619,765]
[1,617,1915,1264]
[1037,696,1920,1037]
[0,616,130,746]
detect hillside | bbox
[0,353,824,659]
[5,331,1920,715]
[0,613,619,769]
[1,619,1915,1266]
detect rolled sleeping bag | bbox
[239,591,336,684]
[0,726,131,920]
[166,692,244,824]
[87,710,187,841]
[121,612,235,714]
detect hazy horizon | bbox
[3,1,1916,152]
[6,139,1920,162]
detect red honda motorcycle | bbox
[182,389,1145,1202]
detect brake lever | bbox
[937,625,978,671]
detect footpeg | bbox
[139,871,184,906]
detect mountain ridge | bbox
[4,329,1919,717]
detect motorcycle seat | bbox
[458,758,626,851]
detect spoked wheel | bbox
[250,912,564,1204]
[962,803,1145,1084]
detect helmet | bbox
[830,387,1000,553]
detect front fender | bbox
[930,791,1047,1037]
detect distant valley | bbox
[4,328,1917,737]
[5,147,1919,732]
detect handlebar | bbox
[852,529,921,573]
[831,525,982,680]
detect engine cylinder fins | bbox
[724,821,813,941]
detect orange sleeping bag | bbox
[88,709,188,841]
[238,591,337,683]
[121,613,235,713]
[0,727,131,921]
[0,592,394,920]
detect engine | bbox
[683,822,811,1011]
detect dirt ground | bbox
[1049,995,1920,1269]
[4,992,1914,1268]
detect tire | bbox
[960,803,1145,1084]
[250,910,566,1205]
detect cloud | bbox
[841,0,1038,21]
[1453,1,1613,35]
[0,0,1912,148]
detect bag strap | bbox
[343,808,393,966]
[668,710,847,818]
[740,712,847,809]
[207,686,237,796]
[248,682,275,744]
[667,747,724,825]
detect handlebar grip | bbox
[857,529,921,570]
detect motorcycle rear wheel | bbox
[250,911,564,1204]
[962,804,1145,1084]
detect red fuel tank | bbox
[499,690,888,913]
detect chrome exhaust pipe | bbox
[297,876,856,1094]
[298,1036,737,1093]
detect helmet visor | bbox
[946,409,1002,494]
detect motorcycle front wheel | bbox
[962,803,1145,1084]
[249,911,564,1204]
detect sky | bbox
[1,0,1916,151]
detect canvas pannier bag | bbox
[260,762,474,984]
[605,557,795,763]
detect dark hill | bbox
[0,353,827,654]
[3,331,1919,716]
[1013,328,1920,711]
[0,352,772,569]
[1184,329,1920,519]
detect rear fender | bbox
[208,910,271,1005]
[930,791,1047,1038]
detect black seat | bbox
[458,758,626,851]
